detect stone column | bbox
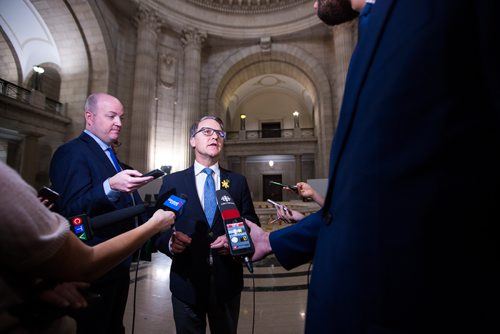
[128,7,161,172]
[331,20,357,123]
[295,154,302,182]
[179,28,206,167]
[20,132,41,187]
[240,156,246,176]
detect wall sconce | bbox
[240,114,246,130]
[33,65,45,74]
[268,160,274,167]
[293,111,300,128]
[32,65,44,90]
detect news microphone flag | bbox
[162,194,186,215]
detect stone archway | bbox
[207,43,335,177]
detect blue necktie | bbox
[358,2,373,41]
[107,147,122,172]
[203,168,217,227]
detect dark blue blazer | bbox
[50,132,142,278]
[155,166,259,305]
[271,1,499,333]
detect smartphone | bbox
[38,186,60,205]
[269,180,298,193]
[142,169,165,179]
[266,198,281,207]
[224,217,255,257]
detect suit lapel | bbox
[182,166,209,225]
[328,0,395,184]
[80,132,116,175]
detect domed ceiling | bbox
[107,0,322,40]
[187,0,310,14]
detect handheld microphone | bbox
[68,204,146,241]
[161,194,187,217]
[215,189,254,273]
[155,188,187,217]
[155,189,188,232]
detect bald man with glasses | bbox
[155,116,259,334]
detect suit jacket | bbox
[50,132,143,279]
[271,1,499,333]
[155,165,259,305]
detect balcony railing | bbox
[0,78,64,116]
[226,128,314,141]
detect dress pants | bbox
[171,274,241,334]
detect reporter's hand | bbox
[108,169,153,193]
[38,282,90,309]
[245,220,272,261]
[210,235,230,255]
[295,182,325,206]
[276,205,304,223]
[38,197,55,210]
[171,231,192,254]
[295,182,316,198]
[149,209,176,233]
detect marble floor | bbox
[124,252,311,334]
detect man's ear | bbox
[190,137,197,148]
[84,111,93,126]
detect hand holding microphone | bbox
[155,189,190,254]
[148,209,176,234]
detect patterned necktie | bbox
[203,168,217,227]
[107,147,122,172]
[358,2,373,41]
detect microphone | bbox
[155,188,187,217]
[92,205,146,229]
[155,189,188,232]
[215,189,255,273]
[68,204,146,241]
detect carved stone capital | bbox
[181,28,207,49]
[135,6,162,34]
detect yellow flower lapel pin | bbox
[221,179,230,189]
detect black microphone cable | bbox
[250,269,256,334]
[131,245,140,334]
[130,194,139,334]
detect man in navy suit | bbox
[49,93,155,334]
[248,1,499,333]
[155,116,259,334]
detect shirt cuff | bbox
[104,179,120,202]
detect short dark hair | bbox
[190,115,224,137]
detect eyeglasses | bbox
[192,127,226,139]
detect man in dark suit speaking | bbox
[155,116,259,334]
[247,1,500,333]
[49,93,155,333]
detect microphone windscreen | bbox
[91,204,146,230]
[162,194,186,216]
[155,188,176,210]
[216,189,241,220]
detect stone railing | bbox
[0,78,64,116]
[226,127,314,141]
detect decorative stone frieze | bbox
[187,0,309,14]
